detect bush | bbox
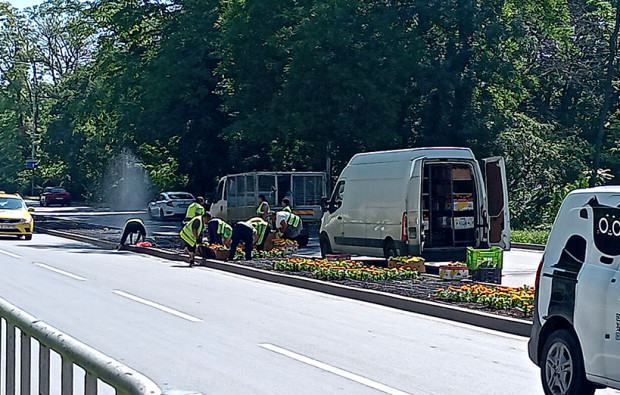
[511,229,550,245]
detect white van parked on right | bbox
[319,147,510,260]
[529,186,620,395]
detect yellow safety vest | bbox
[248,218,268,245]
[186,202,204,218]
[218,220,233,239]
[282,206,292,213]
[180,216,203,246]
[125,218,145,227]
[286,212,301,227]
[256,201,268,215]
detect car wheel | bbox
[25,234,32,240]
[158,208,165,221]
[541,329,594,395]
[319,233,332,258]
[383,240,398,259]
[40,199,46,207]
[148,207,155,219]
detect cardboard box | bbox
[388,258,426,273]
[452,167,471,180]
[453,199,474,211]
[439,266,469,280]
[215,249,230,260]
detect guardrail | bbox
[0,296,164,395]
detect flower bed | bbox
[272,257,419,281]
[436,284,535,317]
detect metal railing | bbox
[0,296,164,395]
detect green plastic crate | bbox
[466,246,503,270]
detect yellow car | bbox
[0,192,34,240]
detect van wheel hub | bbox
[545,342,573,394]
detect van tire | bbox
[540,329,594,395]
[319,234,332,258]
[384,240,398,259]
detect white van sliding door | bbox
[406,158,425,255]
[483,157,511,250]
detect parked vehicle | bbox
[209,172,326,245]
[147,192,196,220]
[0,192,34,240]
[40,187,71,207]
[529,186,620,395]
[319,147,510,260]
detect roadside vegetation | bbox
[510,229,550,246]
[1,0,620,229]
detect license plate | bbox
[0,224,14,230]
[56,197,64,200]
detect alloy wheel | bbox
[544,341,573,395]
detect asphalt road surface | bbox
[0,233,546,394]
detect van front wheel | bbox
[319,234,332,258]
[384,241,398,259]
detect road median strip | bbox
[36,226,533,337]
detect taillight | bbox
[402,212,408,241]
[535,255,544,289]
[166,201,174,207]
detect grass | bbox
[511,229,550,245]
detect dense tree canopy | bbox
[1,0,620,226]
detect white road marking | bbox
[0,248,21,259]
[112,290,202,322]
[259,343,411,395]
[35,263,87,281]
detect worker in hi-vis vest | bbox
[207,217,232,248]
[271,210,303,240]
[229,217,271,260]
[256,194,270,220]
[118,218,147,248]
[281,197,292,213]
[184,196,205,224]
[180,212,210,266]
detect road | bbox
[0,233,548,394]
[31,203,542,287]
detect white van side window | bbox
[333,181,345,206]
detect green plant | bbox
[511,229,550,245]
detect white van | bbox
[319,147,510,259]
[209,171,326,225]
[529,186,620,394]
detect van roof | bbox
[569,185,620,195]
[348,147,475,165]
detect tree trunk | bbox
[592,0,620,186]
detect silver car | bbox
[147,192,195,220]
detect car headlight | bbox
[20,217,32,224]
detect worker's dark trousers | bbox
[207,219,223,244]
[120,222,145,245]
[229,223,253,260]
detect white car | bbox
[147,192,195,220]
[529,186,620,394]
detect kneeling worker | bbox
[119,218,147,248]
[271,210,303,240]
[207,216,232,248]
[180,212,210,266]
[228,217,270,260]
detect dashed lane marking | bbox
[0,248,22,259]
[35,263,87,281]
[259,343,412,395]
[112,290,202,322]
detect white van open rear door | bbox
[483,157,511,250]
[406,157,425,255]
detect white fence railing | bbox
[0,296,189,395]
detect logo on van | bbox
[588,197,620,256]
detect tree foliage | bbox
[0,0,619,226]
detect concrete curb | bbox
[512,242,545,251]
[36,227,533,337]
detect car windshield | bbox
[51,188,66,193]
[0,197,24,210]
[169,193,194,200]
